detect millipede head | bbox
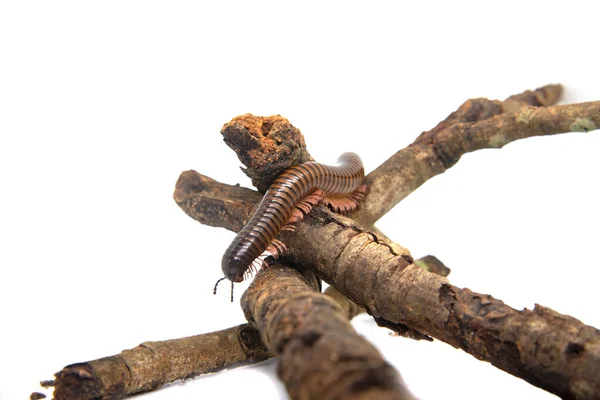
[222,253,249,283]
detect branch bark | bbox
[351,90,600,226]
[52,324,269,400]
[221,114,314,193]
[48,284,369,400]
[283,208,600,400]
[242,262,416,400]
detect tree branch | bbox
[351,89,600,226]
[241,261,416,400]
[48,284,370,400]
[283,208,600,400]
[52,324,269,400]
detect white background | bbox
[1,1,599,399]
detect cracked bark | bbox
[283,208,600,399]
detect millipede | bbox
[217,152,366,294]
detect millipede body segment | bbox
[221,152,366,283]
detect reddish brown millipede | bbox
[220,152,366,285]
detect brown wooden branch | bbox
[241,261,416,400]
[415,84,563,142]
[282,208,600,400]
[351,89,600,226]
[47,284,369,400]
[173,171,261,231]
[51,324,269,400]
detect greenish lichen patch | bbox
[489,134,508,148]
[516,107,535,124]
[414,259,429,272]
[569,118,596,132]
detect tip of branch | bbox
[414,255,451,277]
[221,114,313,192]
[504,83,563,111]
[53,363,104,400]
[173,170,212,205]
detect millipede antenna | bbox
[213,277,226,295]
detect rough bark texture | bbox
[221,114,314,193]
[282,208,600,399]
[173,171,261,231]
[52,324,269,400]
[415,84,563,142]
[349,84,576,226]
[242,262,416,400]
[323,285,365,321]
[48,285,367,400]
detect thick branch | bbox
[241,261,416,400]
[282,208,600,400]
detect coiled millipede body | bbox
[221,152,366,283]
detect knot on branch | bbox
[221,114,313,192]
